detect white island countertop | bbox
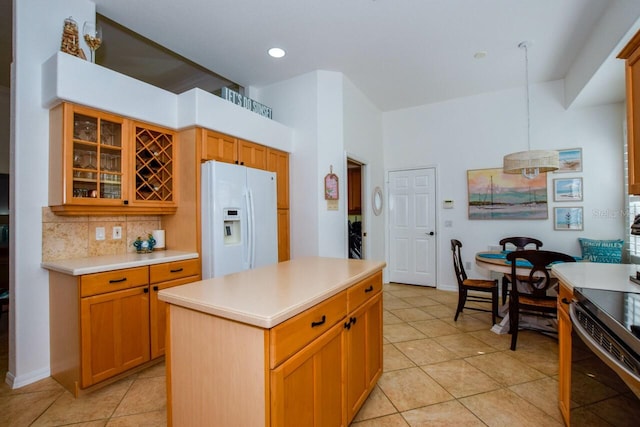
[552,262,640,293]
[41,250,199,275]
[158,256,386,329]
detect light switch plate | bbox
[113,226,122,239]
[95,227,106,241]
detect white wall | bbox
[256,72,320,257]
[10,0,96,387]
[0,87,9,174]
[383,80,626,291]
[342,77,385,265]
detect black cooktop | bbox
[573,287,640,356]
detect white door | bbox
[388,168,437,286]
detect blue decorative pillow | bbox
[578,238,623,263]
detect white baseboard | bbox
[4,366,51,389]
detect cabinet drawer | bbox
[348,271,382,312]
[558,282,573,315]
[150,259,200,283]
[270,290,347,369]
[80,267,149,297]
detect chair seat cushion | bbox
[463,278,496,288]
[519,295,556,308]
[579,238,623,263]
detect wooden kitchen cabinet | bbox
[80,286,150,387]
[345,271,383,421]
[268,148,290,261]
[619,30,640,194]
[49,103,177,215]
[149,258,200,359]
[348,167,362,214]
[200,129,267,169]
[557,282,573,426]
[49,258,200,396]
[201,129,237,164]
[277,209,290,262]
[271,321,345,427]
[238,139,268,169]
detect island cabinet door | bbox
[345,292,383,422]
[271,321,345,427]
[80,286,151,387]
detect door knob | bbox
[428,231,435,236]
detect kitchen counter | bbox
[41,250,199,275]
[552,262,640,293]
[158,256,386,328]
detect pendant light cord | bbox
[522,42,531,152]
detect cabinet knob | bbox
[364,285,374,293]
[170,268,184,273]
[153,285,159,292]
[143,287,149,293]
[109,277,127,284]
[561,298,571,305]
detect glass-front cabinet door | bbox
[72,111,124,202]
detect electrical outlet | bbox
[113,226,122,239]
[95,227,106,241]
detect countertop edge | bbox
[41,251,200,276]
[159,260,386,329]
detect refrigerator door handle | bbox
[246,189,256,269]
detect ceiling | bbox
[3,1,640,112]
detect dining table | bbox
[474,250,581,333]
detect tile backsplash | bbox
[42,207,161,262]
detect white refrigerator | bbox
[201,160,278,279]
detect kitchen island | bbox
[158,256,386,427]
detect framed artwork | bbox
[324,171,339,200]
[467,167,548,220]
[554,207,583,230]
[556,148,582,173]
[553,178,583,202]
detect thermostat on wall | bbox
[443,200,454,209]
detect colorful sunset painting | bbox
[467,167,548,219]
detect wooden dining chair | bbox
[499,236,543,305]
[506,250,575,351]
[451,239,499,325]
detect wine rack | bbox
[134,126,174,202]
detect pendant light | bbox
[503,41,559,179]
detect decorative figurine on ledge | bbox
[133,234,156,253]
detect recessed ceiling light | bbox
[268,47,286,58]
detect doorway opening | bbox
[347,158,364,259]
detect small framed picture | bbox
[554,207,583,231]
[553,178,583,202]
[556,148,582,173]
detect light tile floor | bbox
[0,283,565,426]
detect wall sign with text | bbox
[220,88,273,119]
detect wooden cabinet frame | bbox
[49,103,178,215]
